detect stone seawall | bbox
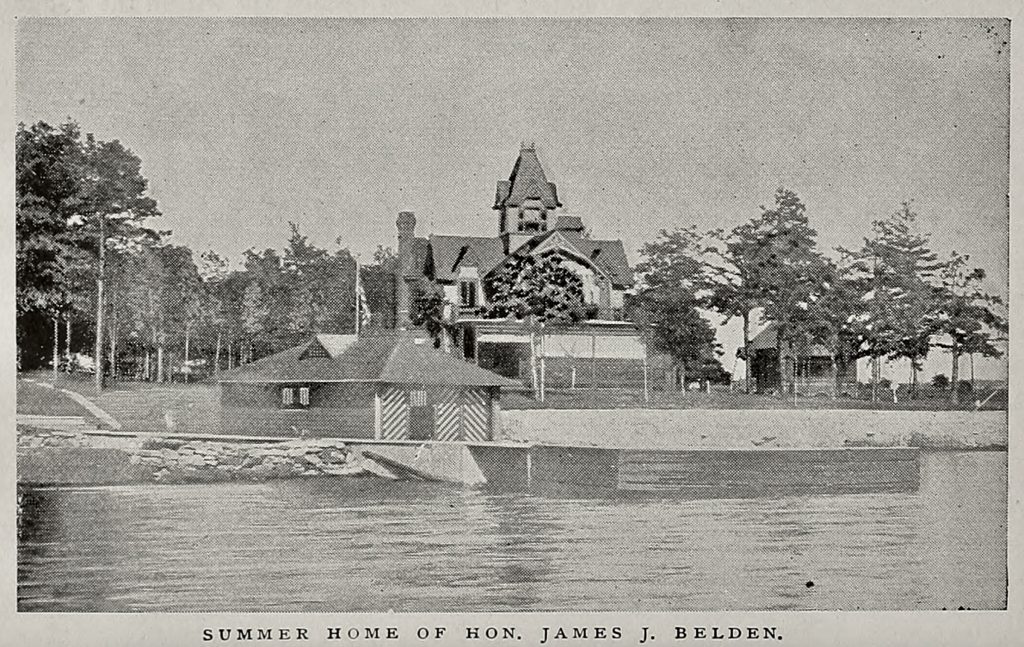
[501,409,1008,450]
[17,426,367,486]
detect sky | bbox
[15,18,1010,381]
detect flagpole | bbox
[354,255,361,337]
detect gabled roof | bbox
[426,235,507,282]
[749,323,831,357]
[301,334,358,359]
[575,237,634,287]
[493,145,561,210]
[218,332,519,388]
[490,228,634,287]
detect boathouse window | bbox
[409,389,428,407]
[281,386,311,409]
[459,280,478,307]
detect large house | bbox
[393,144,654,389]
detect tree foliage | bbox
[483,253,590,324]
[409,280,452,348]
[633,226,724,387]
[930,252,1008,403]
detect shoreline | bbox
[16,412,1004,489]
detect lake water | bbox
[17,451,1006,612]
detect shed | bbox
[748,324,858,396]
[216,332,519,441]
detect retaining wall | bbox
[501,408,1008,449]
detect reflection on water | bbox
[17,451,1006,611]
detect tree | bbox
[633,226,722,391]
[704,225,766,393]
[372,245,398,273]
[483,253,588,323]
[409,280,453,349]
[632,283,722,391]
[849,202,945,400]
[931,373,950,391]
[931,252,1007,405]
[199,251,232,374]
[797,256,866,396]
[154,245,205,382]
[743,188,830,398]
[16,121,86,374]
[72,132,160,391]
[482,253,589,399]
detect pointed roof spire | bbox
[493,144,561,210]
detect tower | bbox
[493,143,563,253]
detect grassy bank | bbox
[16,378,101,420]
[502,408,1008,450]
[504,385,1006,411]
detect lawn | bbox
[16,378,98,420]
[502,385,1006,411]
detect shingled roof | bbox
[217,332,519,387]
[493,145,561,210]
[483,228,633,288]
[749,323,830,356]
[426,235,507,282]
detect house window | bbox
[459,280,478,307]
[517,207,546,233]
[462,326,477,360]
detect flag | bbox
[355,259,371,333]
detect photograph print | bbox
[14,17,1010,613]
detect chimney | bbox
[396,211,416,328]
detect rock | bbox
[318,448,347,464]
[140,438,185,451]
[179,453,207,467]
[321,464,366,477]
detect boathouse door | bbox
[408,389,433,440]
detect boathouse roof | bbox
[217,332,520,387]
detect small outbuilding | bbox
[217,332,520,441]
[748,323,858,396]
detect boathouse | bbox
[216,332,519,440]
[748,323,858,396]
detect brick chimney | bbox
[396,211,416,328]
